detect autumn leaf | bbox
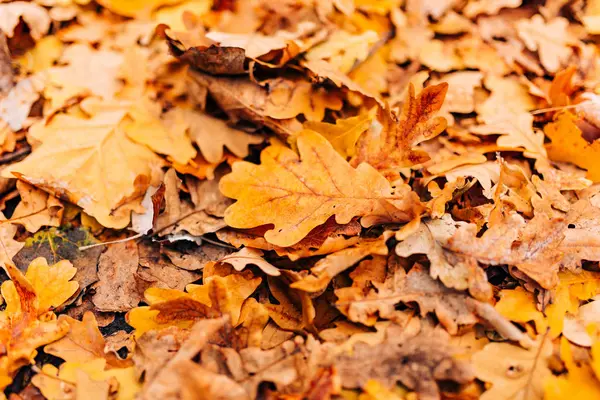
[473,337,553,400]
[545,111,600,182]
[517,15,574,74]
[0,2,50,40]
[303,113,373,159]
[495,287,547,333]
[220,130,421,247]
[96,0,182,17]
[352,83,449,173]
[545,338,600,399]
[0,258,78,389]
[3,98,164,228]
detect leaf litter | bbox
[2,0,600,399]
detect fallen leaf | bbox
[220,130,421,247]
[303,113,373,159]
[3,98,164,228]
[495,287,547,333]
[218,247,280,276]
[11,180,63,233]
[517,15,574,74]
[545,111,600,182]
[473,337,553,400]
[0,2,50,40]
[352,83,448,173]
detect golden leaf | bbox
[0,2,50,40]
[220,130,421,247]
[11,180,63,233]
[545,111,600,182]
[495,287,547,333]
[474,337,552,400]
[303,114,373,159]
[3,98,164,228]
[0,258,78,389]
[545,338,600,399]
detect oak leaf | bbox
[220,130,421,247]
[45,312,131,368]
[303,114,373,159]
[0,259,77,389]
[473,337,553,400]
[351,83,448,173]
[545,111,600,182]
[516,15,574,74]
[471,112,546,158]
[11,180,63,233]
[335,323,474,400]
[545,338,600,399]
[0,2,50,40]
[163,107,263,164]
[218,247,280,276]
[305,30,379,74]
[395,216,492,301]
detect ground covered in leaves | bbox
[2,0,600,399]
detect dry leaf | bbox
[220,130,420,247]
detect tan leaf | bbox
[516,15,575,73]
[0,2,50,40]
[11,180,63,233]
[473,337,553,400]
[218,247,280,276]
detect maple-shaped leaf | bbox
[473,337,553,400]
[220,130,421,247]
[0,259,78,389]
[545,111,600,182]
[3,98,164,228]
[352,83,449,173]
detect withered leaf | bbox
[220,130,420,247]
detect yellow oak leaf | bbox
[33,358,141,400]
[164,107,263,164]
[545,338,600,399]
[495,287,547,333]
[11,180,63,233]
[96,0,182,17]
[305,30,379,74]
[125,100,196,165]
[545,111,600,182]
[220,130,421,247]
[0,259,77,390]
[303,114,373,159]
[127,269,261,336]
[546,270,600,338]
[471,112,546,158]
[474,337,552,400]
[3,98,164,228]
[16,36,63,73]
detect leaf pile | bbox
[2,0,600,399]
